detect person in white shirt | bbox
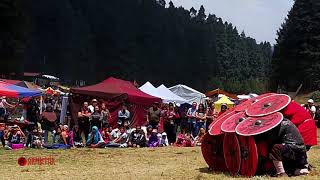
[88,99,98,113]
[304,99,316,118]
[0,96,15,119]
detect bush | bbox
[310,91,320,103]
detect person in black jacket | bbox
[268,119,309,177]
[128,125,146,148]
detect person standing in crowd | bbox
[174,105,182,134]
[303,99,317,119]
[88,99,98,113]
[205,103,215,131]
[101,103,111,128]
[118,104,130,127]
[91,106,102,130]
[187,102,197,136]
[27,98,40,126]
[148,102,161,129]
[164,103,178,145]
[0,96,15,120]
[180,106,189,134]
[218,103,228,116]
[195,104,206,137]
[78,102,91,143]
[40,105,57,145]
[304,99,316,112]
[128,125,146,148]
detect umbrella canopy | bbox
[0,81,42,98]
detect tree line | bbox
[1,0,273,93]
[272,0,320,92]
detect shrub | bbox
[310,91,320,103]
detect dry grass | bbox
[294,92,315,104]
[0,141,319,180]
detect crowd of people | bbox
[0,94,223,149]
[1,96,318,152]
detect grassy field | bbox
[0,94,318,180]
[0,140,319,180]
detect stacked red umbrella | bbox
[201,93,318,177]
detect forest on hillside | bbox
[272,0,320,92]
[1,0,273,93]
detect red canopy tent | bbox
[70,77,161,127]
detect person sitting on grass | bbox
[106,127,128,148]
[0,123,5,147]
[110,127,120,141]
[148,129,160,147]
[146,125,153,143]
[4,125,25,150]
[69,125,83,148]
[61,125,71,146]
[86,126,105,148]
[128,125,146,148]
[43,125,71,149]
[101,125,113,144]
[175,132,194,147]
[159,132,169,147]
[25,125,42,148]
[194,128,205,146]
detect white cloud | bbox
[168,0,294,44]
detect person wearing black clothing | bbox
[267,119,309,177]
[78,102,91,142]
[26,98,40,125]
[164,103,178,145]
[91,106,102,129]
[128,125,146,148]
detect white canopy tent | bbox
[139,82,160,98]
[168,84,206,105]
[156,84,187,104]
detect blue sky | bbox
[168,0,294,44]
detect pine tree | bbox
[273,0,320,91]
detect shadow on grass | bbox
[197,167,230,176]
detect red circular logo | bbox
[18,157,27,166]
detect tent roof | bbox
[139,82,160,98]
[0,81,42,98]
[71,77,160,105]
[214,95,234,105]
[168,84,205,105]
[0,79,40,90]
[156,84,187,104]
[0,79,22,86]
[206,88,238,100]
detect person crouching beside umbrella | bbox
[267,119,309,177]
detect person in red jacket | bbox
[281,100,318,150]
